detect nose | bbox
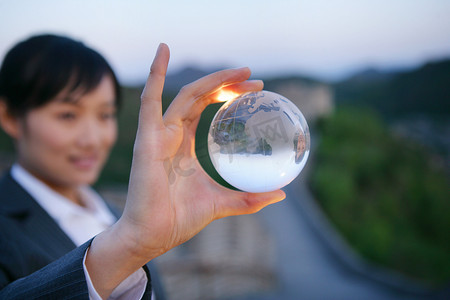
[76,118,103,149]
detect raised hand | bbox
[86,44,285,298]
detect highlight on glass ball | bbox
[208,90,310,193]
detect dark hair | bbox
[0,34,121,117]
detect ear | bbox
[0,100,21,139]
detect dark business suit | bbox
[0,171,163,299]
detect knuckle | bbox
[243,194,264,214]
[178,83,196,99]
[178,84,189,94]
[149,65,159,77]
[140,90,147,101]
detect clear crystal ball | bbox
[208,90,310,193]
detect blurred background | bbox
[1,0,449,299]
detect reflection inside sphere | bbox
[208,90,310,193]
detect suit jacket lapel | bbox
[0,171,77,261]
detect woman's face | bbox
[15,75,118,189]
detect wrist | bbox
[112,217,167,262]
[84,221,161,299]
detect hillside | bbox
[334,58,450,118]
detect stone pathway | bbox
[153,214,278,300]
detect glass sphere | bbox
[208,90,310,193]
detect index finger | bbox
[139,43,170,128]
[163,67,252,126]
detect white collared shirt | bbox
[11,164,148,300]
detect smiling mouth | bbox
[69,156,99,170]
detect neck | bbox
[17,163,86,207]
[50,185,85,207]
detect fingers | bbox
[222,79,264,94]
[210,79,264,103]
[139,43,170,129]
[163,67,254,127]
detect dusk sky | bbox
[1,0,450,85]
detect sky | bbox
[1,0,450,85]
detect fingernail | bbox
[247,79,263,84]
[155,43,168,56]
[156,43,163,54]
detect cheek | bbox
[103,122,118,149]
[27,123,72,154]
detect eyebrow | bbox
[55,97,117,107]
[54,92,83,104]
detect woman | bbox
[0,34,285,299]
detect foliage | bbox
[310,107,450,286]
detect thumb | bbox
[215,189,286,219]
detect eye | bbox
[100,110,117,121]
[57,112,77,120]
